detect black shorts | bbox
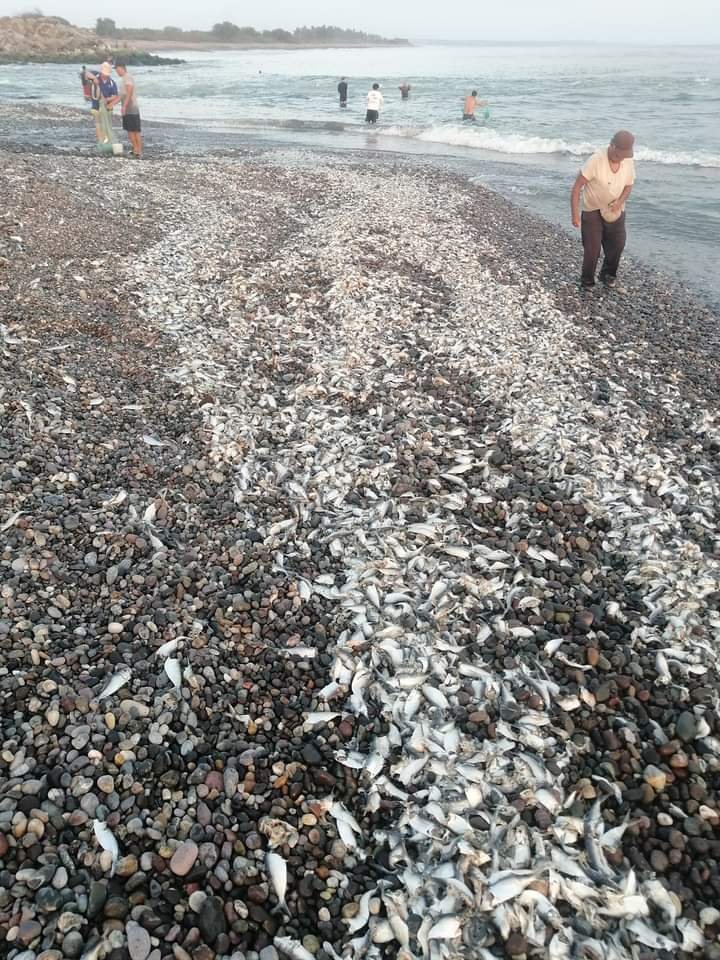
[366,110,379,123]
[122,113,142,133]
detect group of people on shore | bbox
[337,78,488,124]
[80,62,143,158]
[76,64,637,289]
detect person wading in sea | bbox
[462,90,487,121]
[338,77,348,108]
[399,82,411,100]
[571,130,636,289]
[366,83,384,124]
[80,66,92,102]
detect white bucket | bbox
[112,143,124,156]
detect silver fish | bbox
[266,851,289,915]
[1,510,24,532]
[428,916,461,939]
[93,820,119,876]
[155,637,180,658]
[274,936,314,960]
[97,666,132,701]
[164,658,182,689]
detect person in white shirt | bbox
[570,130,636,289]
[366,83,384,124]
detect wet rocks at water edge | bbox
[1,139,719,960]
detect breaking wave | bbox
[377,124,720,168]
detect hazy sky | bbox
[1,0,718,43]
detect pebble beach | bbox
[1,117,720,960]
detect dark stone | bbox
[36,886,63,912]
[301,743,322,765]
[198,895,227,945]
[88,880,108,918]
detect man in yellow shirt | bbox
[570,130,636,289]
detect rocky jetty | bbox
[0,142,719,960]
[0,15,182,65]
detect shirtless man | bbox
[463,90,487,121]
[571,130,636,289]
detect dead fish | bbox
[655,651,672,684]
[284,646,317,658]
[318,681,343,701]
[1,510,24,532]
[164,658,182,689]
[155,637,180,658]
[626,919,675,951]
[599,816,632,849]
[428,916,461,939]
[102,490,127,508]
[97,666,132,700]
[274,936,315,960]
[266,851,289,915]
[303,712,341,728]
[490,869,544,905]
[142,434,169,447]
[345,889,375,934]
[544,637,565,656]
[422,684,450,710]
[678,918,704,952]
[643,879,678,924]
[93,820,119,875]
[370,919,395,944]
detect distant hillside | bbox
[0,14,181,64]
[96,18,410,47]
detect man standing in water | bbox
[463,90,487,121]
[115,63,143,158]
[399,82,411,100]
[338,77,348,109]
[366,83,384,124]
[571,130,636,289]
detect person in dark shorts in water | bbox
[115,63,143,158]
[366,83,384,124]
[338,77,348,108]
[463,90,487,121]
[399,82,411,100]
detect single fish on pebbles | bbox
[274,936,314,960]
[97,666,132,701]
[266,851,290,915]
[164,657,182,689]
[93,820,119,876]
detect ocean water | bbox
[1,44,719,301]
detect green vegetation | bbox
[0,49,184,66]
[94,19,409,46]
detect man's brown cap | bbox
[611,130,635,159]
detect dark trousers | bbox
[581,210,626,284]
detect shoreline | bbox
[128,39,412,52]
[0,40,412,65]
[0,100,716,311]
[1,121,719,959]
